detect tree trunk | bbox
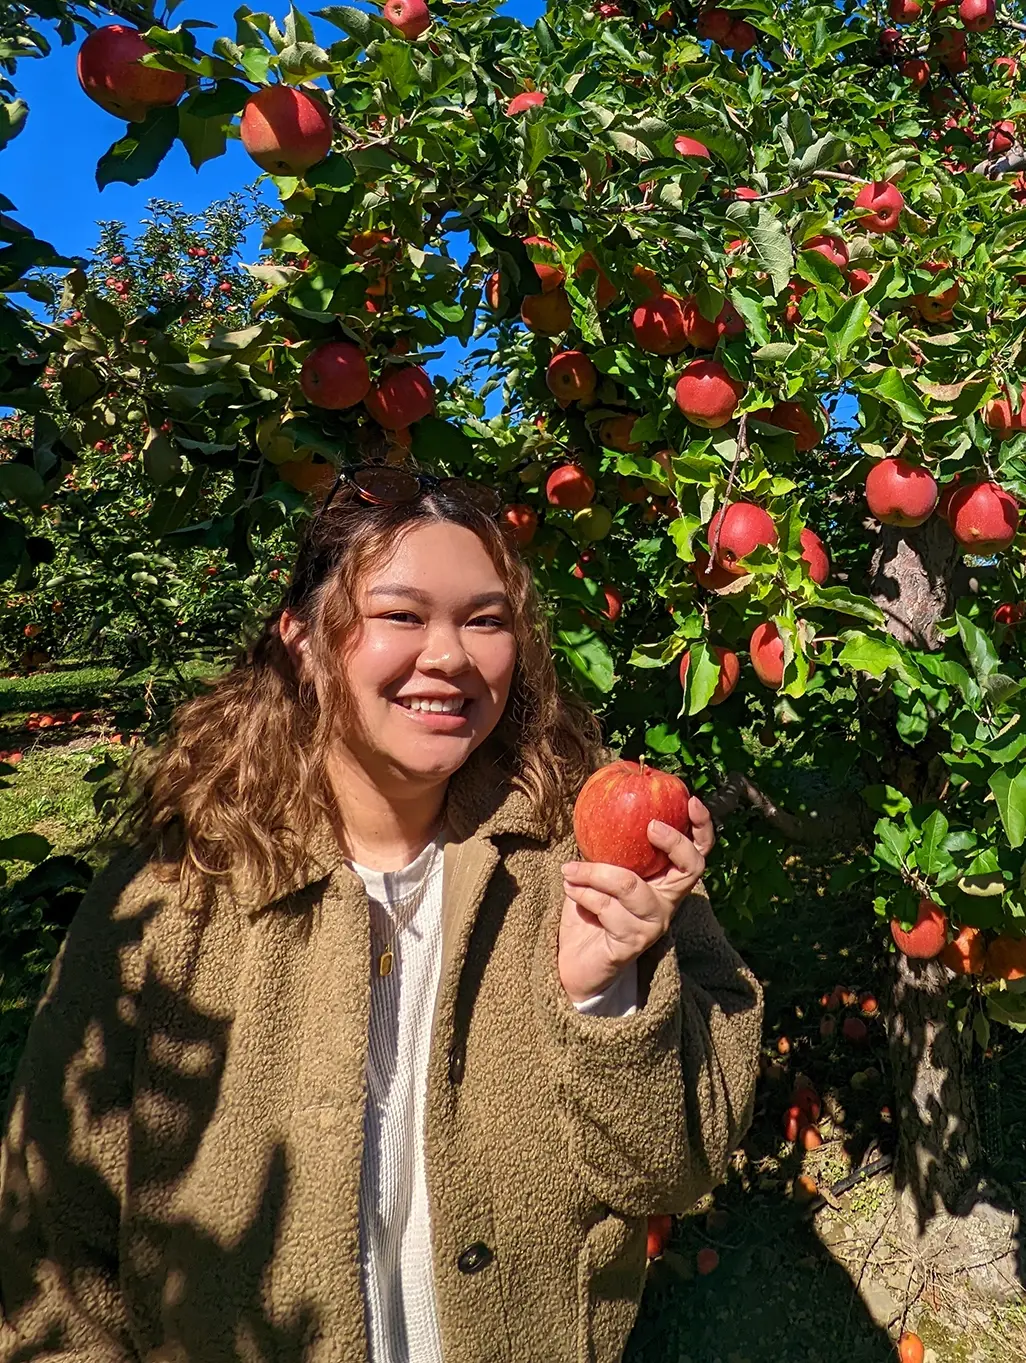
[886,952,981,1220]
[868,519,1021,1301]
[868,515,960,649]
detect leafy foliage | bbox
[3,0,1026,1055]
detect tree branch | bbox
[704,771,810,841]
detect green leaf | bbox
[789,133,846,177]
[0,462,44,511]
[306,155,355,190]
[0,513,26,581]
[556,626,615,693]
[645,723,680,755]
[854,368,928,426]
[917,809,951,876]
[823,294,870,367]
[177,107,227,170]
[725,203,793,296]
[95,106,179,189]
[861,784,912,817]
[989,768,1026,849]
[957,613,999,684]
[314,5,384,45]
[378,40,418,98]
[181,80,250,118]
[814,587,886,627]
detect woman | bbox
[0,461,763,1363]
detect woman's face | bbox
[295,521,518,786]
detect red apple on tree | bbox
[521,289,572,334]
[500,504,538,547]
[801,234,848,269]
[752,401,826,452]
[574,253,618,309]
[675,359,745,427]
[300,341,371,410]
[690,547,737,590]
[679,296,745,349]
[799,527,830,584]
[865,457,939,527]
[546,464,596,509]
[947,481,1020,551]
[506,90,545,115]
[382,0,431,38]
[888,0,922,19]
[631,293,690,355]
[709,501,778,573]
[959,0,994,32]
[523,235,566,292]
[240,86,333,175]
[891,899,948,959]
[77,25,187,122]
[673,134,711,161]
[546,350,597,404]
[572,756,691,878]
[364,365,436,428]
[750,620,815,689]
[854,181,904,234]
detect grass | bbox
[0,741,129,858]
[0,657,226,733]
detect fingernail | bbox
[649,820,669,834]
[562,862,576,873]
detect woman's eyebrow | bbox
[368,583,511,608]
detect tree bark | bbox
[868,515,960,649]
[886,952,981,1222]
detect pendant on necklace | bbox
[378,948,394,977]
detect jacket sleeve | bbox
[0,846,163,1363]
[532,871,763,1219]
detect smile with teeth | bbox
[396,696,467,713]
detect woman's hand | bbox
[557,797,716,1005]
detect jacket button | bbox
[457,1242,493,1274]
[448,1043,466,1084]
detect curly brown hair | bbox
[100,486,606,909]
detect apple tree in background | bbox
[4,0,1026,1280]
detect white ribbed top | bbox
[345,826,637,1363]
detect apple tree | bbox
[4,0,1026,1282]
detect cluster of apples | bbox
[815,982,879,1046]
[781,1075,827,1149]
[882,0,998,110]
[865,456,1021,554]
[890,897,1026,980]
[23,710,94,732]
[297,335,435,433]
[77,5,432,176]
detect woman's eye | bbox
[384,613,505,627]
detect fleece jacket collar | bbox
[233,740,552,918]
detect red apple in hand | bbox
[573,757,691,878]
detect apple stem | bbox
[638,753,646,774]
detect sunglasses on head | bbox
[315,461,502,520]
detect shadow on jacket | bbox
[0,741,764,1363]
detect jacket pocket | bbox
[575,1210,648,1363]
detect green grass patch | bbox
[0,741,129,868]
[0,658,225,724]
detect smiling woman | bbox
[0,463,762,1363]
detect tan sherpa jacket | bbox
[0,742,763,1363]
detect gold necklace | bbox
[373,841,441,978]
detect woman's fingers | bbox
[687,797,716,858]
